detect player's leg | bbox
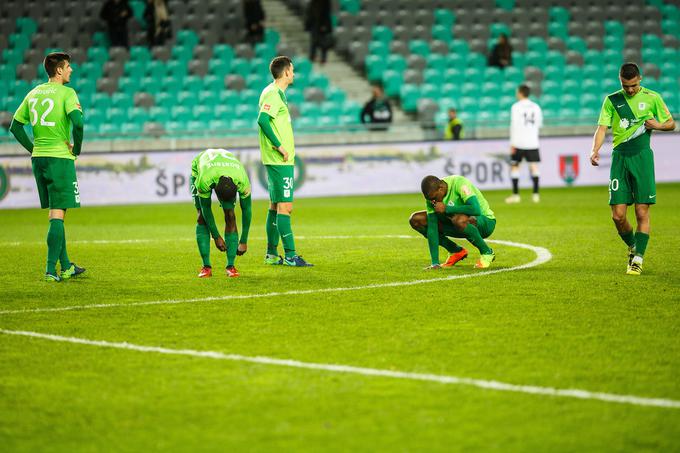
[609,152,637,270]
[32,158,58,280]
[192,177,212,277]
[451,217,495,268]
[265,201,282,263]
[409,211,467,266]
[627,149,656,275]
[506,150,522,203]
[528,148,541,202]
[223,206,240,277]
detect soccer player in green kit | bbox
[256,56,312,267]
[410,175,496,270]
[590,63,675,275]
[191,149,252,278]
[9,52,85,282]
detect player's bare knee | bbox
[224,209,236,231]
[409,212,426,229]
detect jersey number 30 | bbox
[28,98,56,127]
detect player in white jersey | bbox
[506,84,543,203]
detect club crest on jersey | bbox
[638,102,646,110]
[559,155,579,185]
[263,104,271,111]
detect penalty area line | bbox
[0,328,678,410]
[0,240,551,316]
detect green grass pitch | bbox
[1,184,679,451]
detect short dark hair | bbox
[44,52,71,77]
[518,84,530,97]
[620,62,640,80]
[215,176,237,203]
[421,175,441,197]
[372,82,384,91]
[270,56,292,79]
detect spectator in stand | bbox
[361,83,393,131]
[100,0,133,49]
[488,33,513,69]
[444,108,464,140]
[305,0,333,64]
[144,0,172,47]
[243,0,265,45]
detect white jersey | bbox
[510,98,543,149]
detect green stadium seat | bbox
[526,37,548,54]
[368,41,389,58]
[182,76,202,93]
[326,87,346,104]
[87,46,108,63]
[230,58,251,78]
[548,23,568,40]
[177,30,199,48]
[117,77,140,94]
[143,61,165,80]
[423,68,444,86]
[286,88,304,104]
[382,71,402,97]
[481,82,501,98]
[443,67,463,84]
[565,36,587,55]
[153,92,173,107]
[177,91,194,106]
[106,107,126,122]
[549,7,570,24]
[400,84,419,112]
[467,52,486,68]
[98,123,120,134]
[128,108,150,123]
[604,21,624,38]
[111,93,133,109]
[444,54,464,70]
[462,67,482,81]
[431,25,452,43]
[490,23,511,39]
[124,61,145,80]
[496,0,515,11]
[309,73,330,90]
[2,48,24,66]
[264,29,280,47]
[340,0,361,14]
[90,93,112,110]
[420,83,439,100]
[192,105,212,118]
[208,119,231,131]
[148,106,170,123]
[171,45,193,62]
[483,67,503,84]
[449,39,469,56]
[579,93,599,107]
[434,9,455,27]
[16,17,38,35]
[209,60,231,77]
[246,73,266,89]
[213,44,235,62]
[409,40,430,57]
[203,75,222,92]
[293,57,312,78]
[130,46,151,63]
[171,106,190,120]
[166,61,187,79]
[426,54,446,72]
[372,26,393,43]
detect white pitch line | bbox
[0,235,417,246]
[0,240,552,316]
[1,328,678,409]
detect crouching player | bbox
[191,149,252,278]
[410,175,496,269]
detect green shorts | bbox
[190,176,235,210]
[438,215,496,239]
[609,148,656,205]
[31,157,80,209]
[265,164,294,203]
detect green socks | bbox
[462,224,493,255]
[196,224,211,267]
[266,209,279,255]
[46,219,64,275]
[276,213,296,258]
[634,232,649,257]
[59,221,71,271]
[415,227,462,254]
[619,230,635,247]
[226,232,239,267]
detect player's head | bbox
[270,56,294,84]
[517,84,530,100]
[619,62,642,97]
[44,52,72,83]
[371,83,384,98]
[421,175,446,202]
[448,108,457,119]
[214,176,237,204]
[498,33,509,45]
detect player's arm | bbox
[68,110,84,156]
[445,195,482,216]
[257,111,288,161]
[9,118,33,154]
[645,96,675,131]
[198,196,222,241]
[238,194,252,245]
[426,212,440,266]
[590,125,607,166]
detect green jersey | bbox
[13,82,81,160]
[258,83,295,166]
[426,175,495,219]
[191,149,251,199]
[598,87,672,149]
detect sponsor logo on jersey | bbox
[638,102,646,110]
[619,118,630,129]
[263,104,271,111]
[559,155,579,185]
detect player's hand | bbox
[589,150,600,167]
[237,243,247,256]
[424,264,442,270]
[66,141,74,154]
[433,201,446,214]
[274,145,289,162]
[644,118,662,130]
[510,146,516,155]
[215,236,226,252]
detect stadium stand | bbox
[0,0,362,140]
[0,0,678,141]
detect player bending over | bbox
[191,149,252,278]
[410,175,497,270]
